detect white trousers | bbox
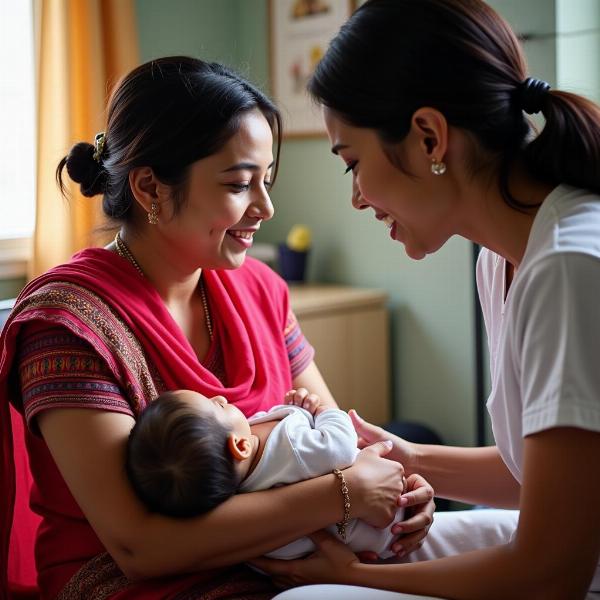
[273,509,600,600]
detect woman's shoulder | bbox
[537,185,600,256]
[517,185,600,283]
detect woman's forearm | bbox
[347,542,584,600]
[121,439,405,579]
[410,445,520,508]
[38,407,347,581]
[119,472,344,579]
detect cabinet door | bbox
[347,307,390,425]
[298,312,351,406]
[298,307,390,424]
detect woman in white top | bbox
[254,0,600,598]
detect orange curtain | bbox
[32,0,139,278]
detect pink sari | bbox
[1,249,292,600]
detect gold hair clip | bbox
[93,132,106,163]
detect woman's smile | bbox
[226,228,258,249]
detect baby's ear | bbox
[227,433,252,461]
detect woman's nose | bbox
[351,176,369,210]
[248,189,274,221]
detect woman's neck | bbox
[458,163,554,270]
[113,226,202,306]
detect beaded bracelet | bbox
[333,468,351,540]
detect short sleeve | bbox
[284,308,315,379]
[513,252,600,436]
[17,321,133,432]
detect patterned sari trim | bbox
[10,282,166,413]
[171,566,277,600]
[55,553,129,600]
[55,552,277,600]
[17,325,133,426]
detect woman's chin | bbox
[406,249,427,260]
[222,251,247,270]
[403,242,427,261]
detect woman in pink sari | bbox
[0,57,434,600]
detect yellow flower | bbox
[286,225,311,252]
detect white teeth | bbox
[229,230,253,239]
[382,215,395,228]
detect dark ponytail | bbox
[309,0,600,206]
[525,91,600,193]
[56,56,282,222]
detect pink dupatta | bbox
[0,248,291,599]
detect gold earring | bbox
[431,158,447,175]
[148,202,159,225]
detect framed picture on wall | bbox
[269,0,356,138]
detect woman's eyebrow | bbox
[331,143,349,155]
[222,161,274,173]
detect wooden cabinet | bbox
[289,285,391,424]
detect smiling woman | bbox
[257,0,600,598]
[0,56,416,600]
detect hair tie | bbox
[519,77,551,115]
[93,132,106,163]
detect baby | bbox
[126,389,404,559]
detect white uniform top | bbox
[477,184,600,586]
[240,405,402,559]
[478,184,600,478]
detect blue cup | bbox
[278,244,309,282]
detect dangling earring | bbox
[431,158,447,176]
[147,202,159,225]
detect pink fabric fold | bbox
[0,248,291,599]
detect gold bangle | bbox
[333,468,351,540]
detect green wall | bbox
[556,0,600,102]
[134,0,598,447]
[136,0,239,64]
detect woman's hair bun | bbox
[65,141,108,197]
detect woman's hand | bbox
[391,473,435,557]
[349,412,436,558]
[355,473,436,562]
[250,530,359,588]
[350,409,418,472]
[344,440,405,528]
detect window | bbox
[0,0,36,276]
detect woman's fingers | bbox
[398,474,435,508]
[363,438,394,457]
[307,529,338,547]
[250,530,359,587]
[390,473,436,557]
[349,411,415,466]
[349,409,386,443]
[356,436,370,449]
[391,528,428,558]
[392,505,434,536]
